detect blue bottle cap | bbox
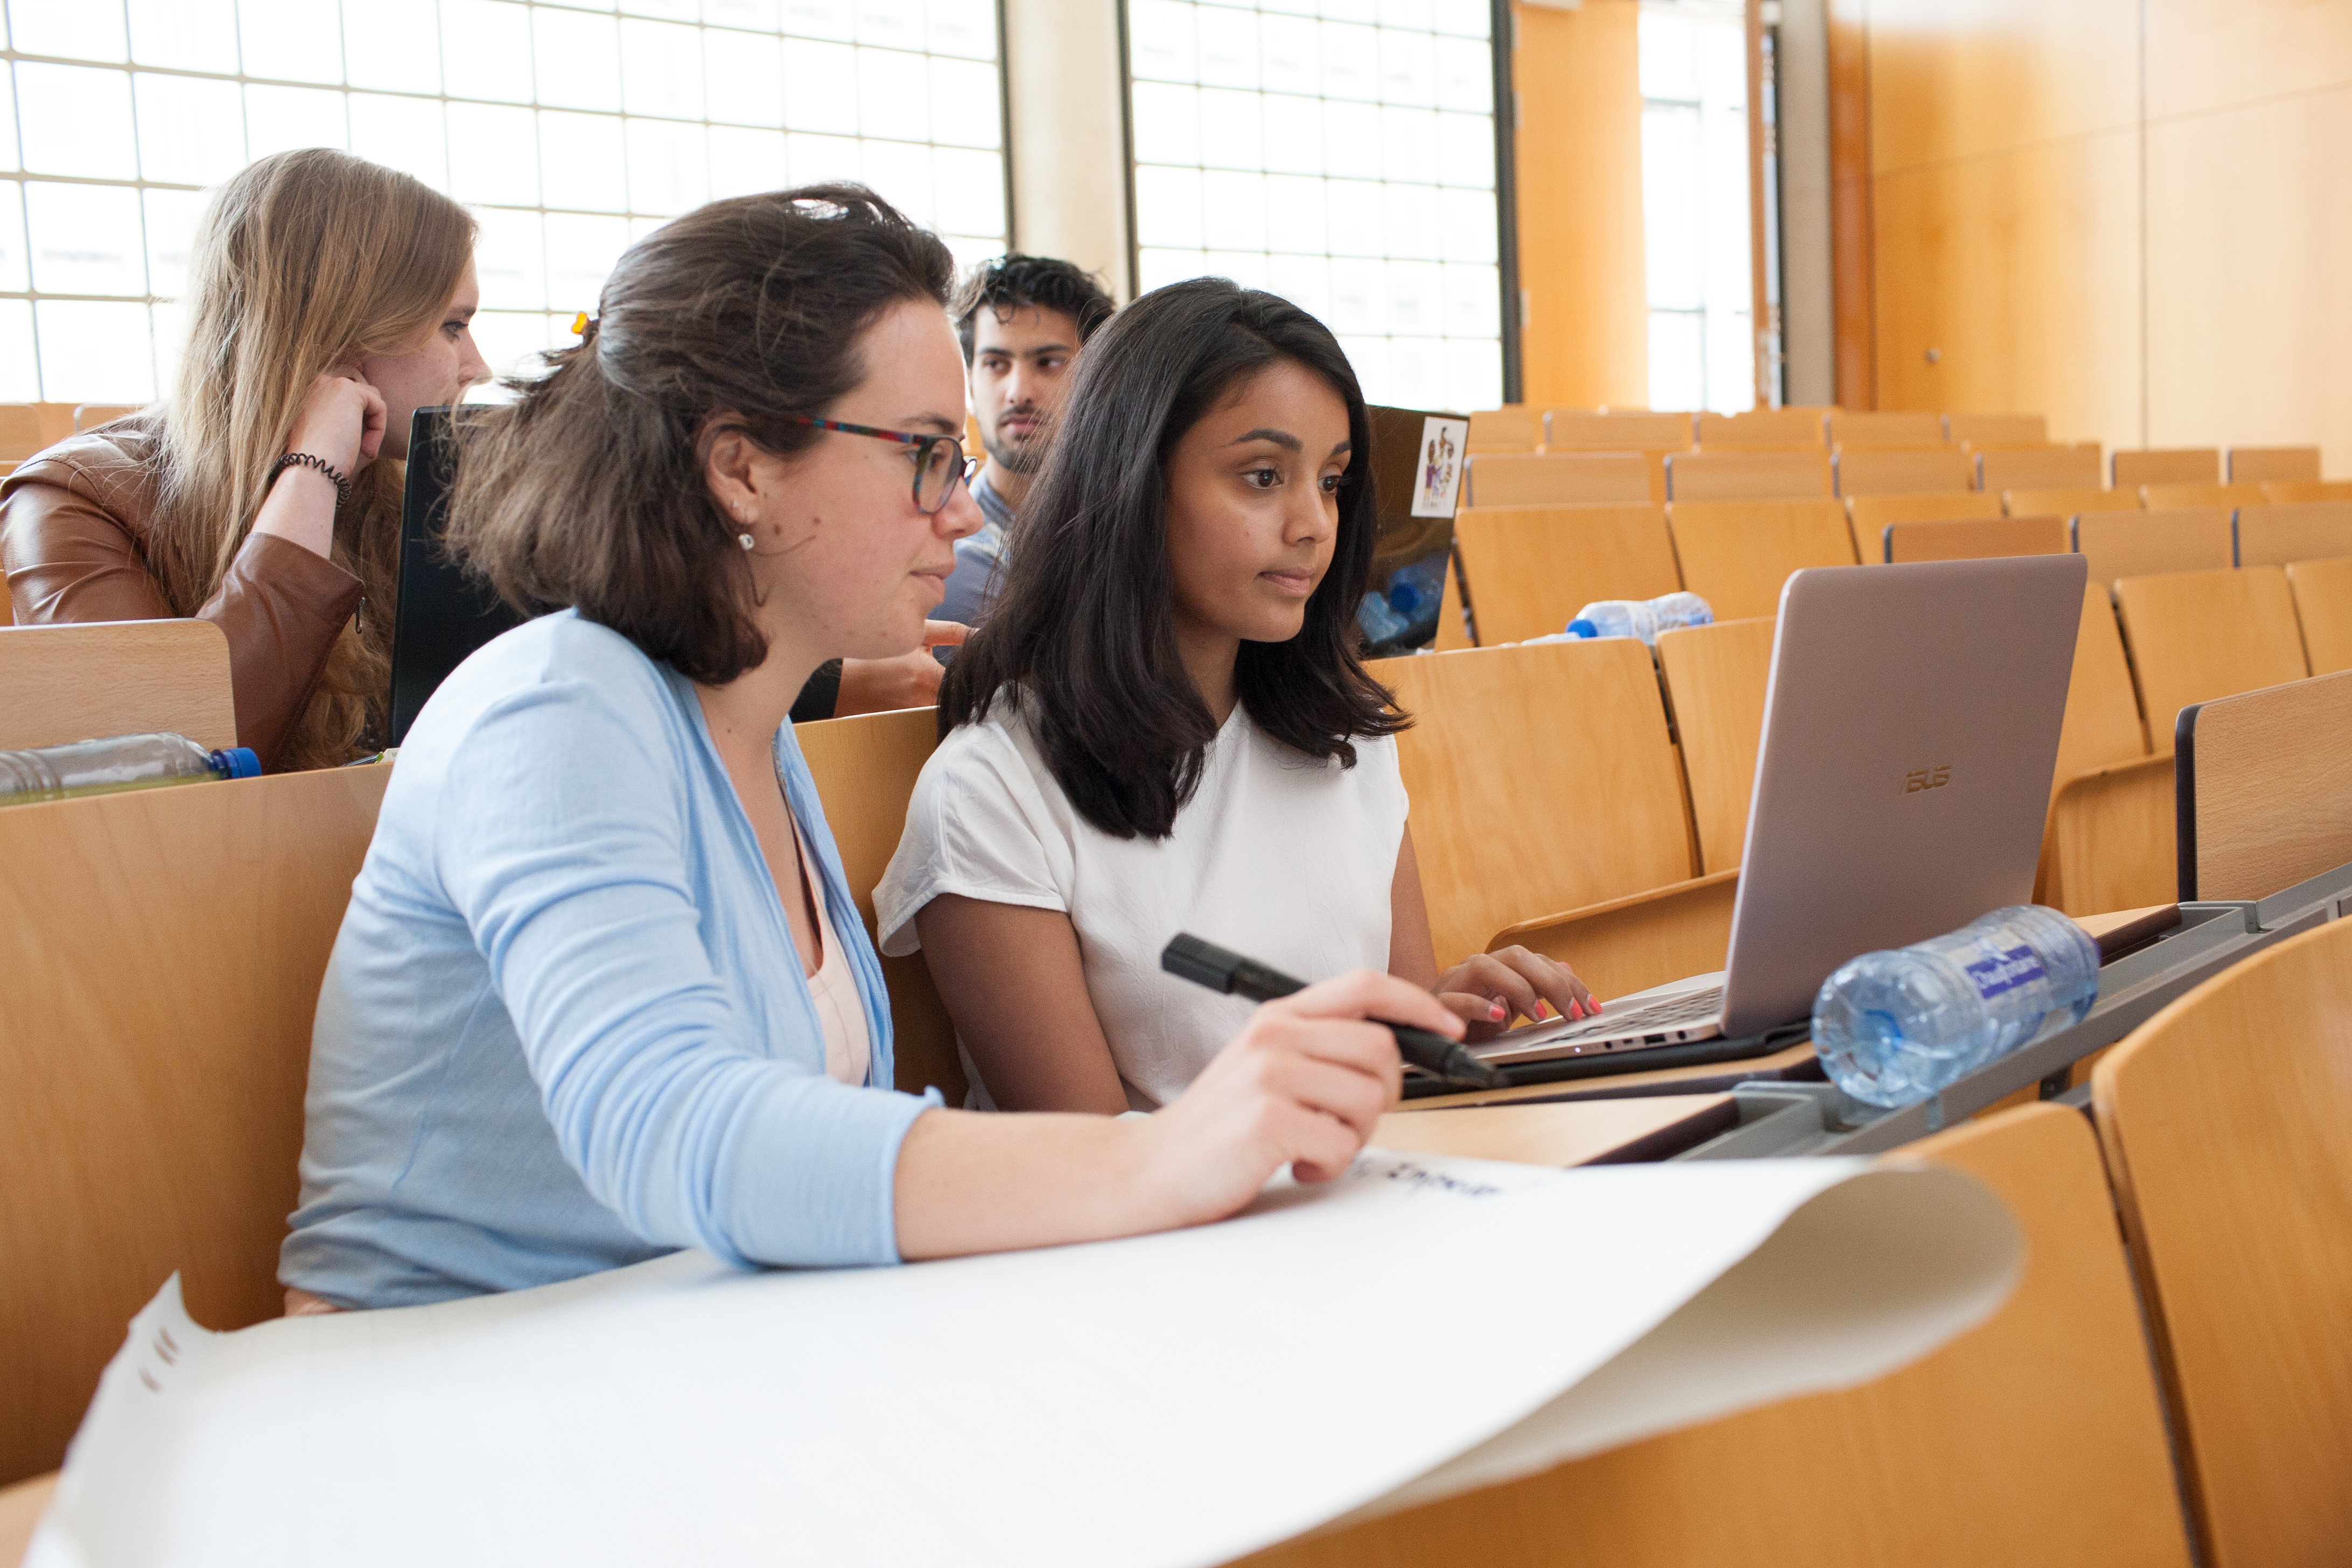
[210,746,262,779]
[1566,619,1598,639]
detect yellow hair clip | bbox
[572,311,591,337]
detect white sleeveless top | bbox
[794,818,873,1088]
[874,692,1407,1110]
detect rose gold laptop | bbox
[1475,554,2088,1067]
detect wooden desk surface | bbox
[1376,1095,1738,1166]
[1,1473,53,1568]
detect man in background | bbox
[941,254,1117,627]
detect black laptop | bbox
[386,405,527,745]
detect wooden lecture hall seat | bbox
[2287,557,2352,674]
[0,620,238,752]
[2070,508,2234,589]
[1883,514,2067,565]
[794,706,965,1106]
[1978,445,2101,494]
[1433,554,1475,650]
[2233,500,2352,568]
[1663,450,1831,503]
[1462,452,1650,508]
[1447,505,1680,646]
[2225,445,2321,484]
[2262,479,2352,505]
[2138,481,2266,512]
[2092,916,2352,1568]
[1654,615,1774,877]
[2114,566,2309,746]
[1467,405,1542,451]
[1544,410,1691,451]
[1371,640,1710,998]
[1243,1103,2192,1568]
[1944,412,2047,445]
[1845,490,2001,561]
[1667,498,1857,620]
[1830,445,1973,498]
[1692,407,1829,448]
[0,762,394,1487]
[2174,669,2352,902]
[2038,583,2172,915]
[1825,409,1943,448]
[2111,448,2217,489]
[2002,485,2111,519]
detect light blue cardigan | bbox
[280,613,935,1310]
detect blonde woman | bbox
[0,149,482,771]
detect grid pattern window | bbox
[1638,0,1752,416]
[1125,0,1503,415]
[0,0,1007,405]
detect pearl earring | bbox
[738,532,755,551]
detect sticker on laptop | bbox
[1410,416,1469,519]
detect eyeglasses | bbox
[778,415,977,515]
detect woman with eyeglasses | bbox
[277,187,1455,1311]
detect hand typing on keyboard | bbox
[1432,946,1600,1041]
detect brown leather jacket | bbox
[0,416,365,772]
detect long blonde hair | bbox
[155,149,475,770]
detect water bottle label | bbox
[1965,945,2046,1000]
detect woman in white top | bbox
[876,280,1592,1112]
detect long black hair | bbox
[939,278,1404,840]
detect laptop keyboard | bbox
[1537,984,1724,1042]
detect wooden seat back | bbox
[1979,445,2101,493]
[1664,450,1832,502]
[1371,642,1693,968]
[0,404,47,463]
[2003,484,2111,518]
[1655,616,1774,876]
[2091,917,2352,1568]
[1449,505,1681,646]
[2234,500,2352,569]
[1944,412,2047,445]
[1666,498,1858,620]
[2055,581,2149,780]
[2071,508,2234,589]
[2112,448,2217,489]
[1693,407,1829,448]
[2176,669,2352,901]
[1244,1103,2192,1568]
[794,708,965,1105]
[1846,490,2001,562]
[0,763,393,1485]
[2115,565,2308,746]
[2138,481,2266,511]
[1433,553,1474,649]
[1883,513,2067,565]
[1831,445,1973,497]
[1825,409,1942,448]
[2262,479,2352,505]
[1467,406,1542,451]
[2287,557,2352,674]
[0,620,238,751]
[72,403,140,432]
[1464,452,1650,507]
[1545,411,1692,451]
[2227,445,2321,485]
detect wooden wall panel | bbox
[2144,83,2352,475]
[2143,0,2352,118]
[1866,0,2141,171]
[1870,130,2143,451]
[1512,0,1649,410]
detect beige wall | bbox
[1511,0,1649,410]
[1002,0,1134,302]
[1865,0,2352,472]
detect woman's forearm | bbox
[892,1108,1175,1259]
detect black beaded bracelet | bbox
[270,450,353,511]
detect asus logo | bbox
[1902,764,1952,795]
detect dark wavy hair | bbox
[953,253,1117,361]
[446,185,955,683]
[939,278,1404,840]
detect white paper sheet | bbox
[28,1152,2017,1568]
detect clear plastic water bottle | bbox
[1812,905,2101,1108]
[0,733,262,807]
[1566,591,1714,645]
